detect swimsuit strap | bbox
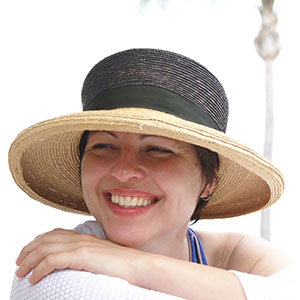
[187,228,208,265]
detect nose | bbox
[110,147,146,182]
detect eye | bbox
[92,144,118,150]
[146,146,173,154]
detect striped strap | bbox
[187,228,208,265]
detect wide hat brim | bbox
[9,107,284,219]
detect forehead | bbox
[87,130,197,149]
[88,131,171,141]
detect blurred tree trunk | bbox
[139,0,281,241]
[254,0,280,241]
[139,0,169,12]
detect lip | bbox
[103,188,161,217]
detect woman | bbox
[9,49,296,299]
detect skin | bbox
[81,131,210,256]
[15,131,293,300]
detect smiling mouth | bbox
[106,193,159,208]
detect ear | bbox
[200,177,217,199]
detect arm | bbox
[11,269,184,300]
[224,233,293,276]
[135,232,295,299]
[14,229,295,300]
[135,252,246,300]
[231,264,299,300]
[198,231,296,299]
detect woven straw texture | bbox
[8,48,284,218]
[9,108,283,219]
[82,48,228,132]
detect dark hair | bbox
[190,147,219,223]
[78,130,219,223]
[79,130,89,162]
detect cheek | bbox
[179,164,203,208]
[151,158,203,204]
[81,154,110,182]
[80,156,108,200]
[80,156,113,219]
[81,159,95,189]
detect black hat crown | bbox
[82,48,229,133]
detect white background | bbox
[1,0,300,298]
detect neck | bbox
[131,226,190,261]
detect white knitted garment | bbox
[10,269,184,300]
[10,221,299,299]
[231,264,299,300]
[10,222,184,300]
[11,266,299,300]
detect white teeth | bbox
[143,200,150,206]
[119,196,125,206]
[131,197,138,206]
[124,196,131,206]
[109,194,155,208]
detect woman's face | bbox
[81,131,206,247]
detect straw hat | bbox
[8,48,284,219]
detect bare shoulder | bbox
[195,230,293,276]
[195,230,244,269]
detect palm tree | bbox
[139,0,169,13]
[254,0,280,241]
[139,0,280,241]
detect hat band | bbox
[83,85,220,131]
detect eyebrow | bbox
[100,132,158,139]
[105,131,117,138]
[140,134,155,139]
[94,131,166,141]
[90,131,116,138]
[140,134,175,143]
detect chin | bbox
[105,226,149,248]
[110,235,147,248]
